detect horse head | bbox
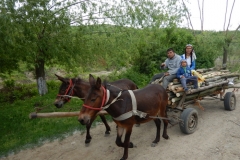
[78,74,105,125]
[54,74,76,108]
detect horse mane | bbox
[103,79,109,88]
[103,79,129,92]
[74,77,88,84]
[102,79,112,89]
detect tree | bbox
[181,0,240,69]
[0,1,19,74]
[14,0,77,95]
[181,0,194,34]
[222,0,240,69]
[197,0,204,32]
[1,0,186,95]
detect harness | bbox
[57,79,75,102]
[83,86,148,121]
[104,90,148,121]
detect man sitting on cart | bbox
[150,48,181,89]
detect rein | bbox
[57,79,76,102]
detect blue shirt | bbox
[177,66,192,79]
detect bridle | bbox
[83,84,122,111]
[83,86,107,111]
[57,79,76,102]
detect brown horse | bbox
[54,74,138,144]
[78,74,169,160]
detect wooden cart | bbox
[162,69,240,134]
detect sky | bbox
[184,0,240,31]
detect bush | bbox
[108,68,150,88]
[47,80,60,90]
[0,83,38,103]
[3,79,15,88]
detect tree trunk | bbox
[35,59,48,95]
[222,0,236,69]
[222,45,228,69]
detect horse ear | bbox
[89,74,95,86]
[96,77,101,89]
[55,74,68,83]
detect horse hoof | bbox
[105,130,111,136]
[129,142,134,148]
[163,135,169,140]
[151,142,157,147]
[85,139,91,144]
[135,124,140,127]
[85,142,90,147]
[105,133,110,137]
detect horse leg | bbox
[162,119,169,139]
[85,122,93,144]
[162,109,169,139]
[115,126,124,147]
[121,127,133,160]
[115,126,134,148]
[152,119,161,146]
[99,115,111,135]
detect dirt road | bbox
[3,87,240,160]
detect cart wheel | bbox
[224,92,236,111]
[179,108,198,134]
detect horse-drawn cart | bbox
[29,69,240,136]
[28,69,240,160]
[156,68,240,134]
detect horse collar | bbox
[82,86,112,111]
[102,89,122,110]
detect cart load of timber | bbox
[152,68,240,110]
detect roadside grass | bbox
[0,68,144,158]
[0,81,112,158]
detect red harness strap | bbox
[83,86,106,111]
[57,79,75,102]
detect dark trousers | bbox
[150,73,176,89]
[180,76,198,90]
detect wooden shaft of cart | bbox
[29,110,108,119]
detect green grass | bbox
[0,82,110,158]
[0,67,148,158]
